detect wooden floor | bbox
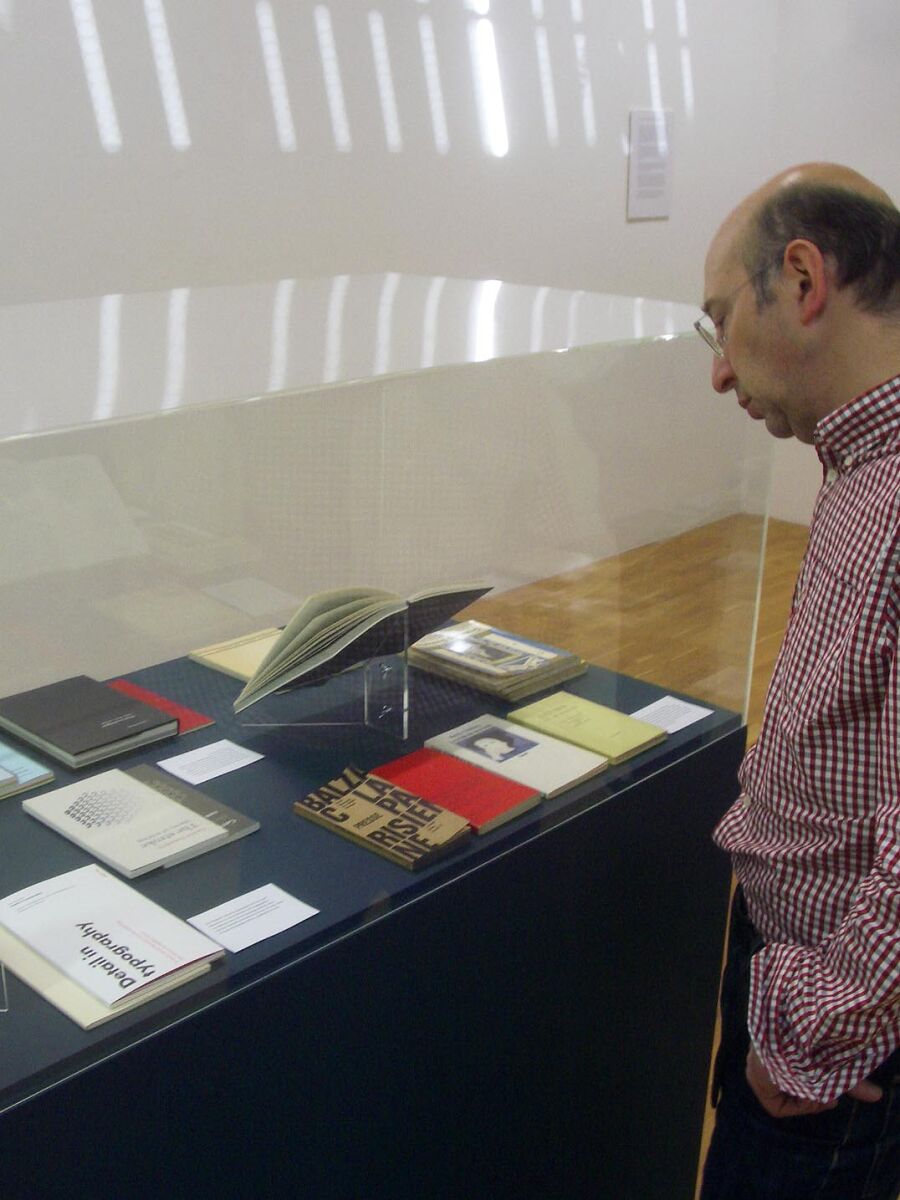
[466,513,811,1197]
[466,514,809,744]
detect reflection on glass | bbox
[323,274,349,382]
[469,18,508,158]
[315,6,352,152]
[256,0,297,152]
[162,288,189,409]
[645,44,667,153]
[530,286,549,353]
[369,11,403,153]
[418,14,449,154]
[534,26,559,148]
[642,0,655,33]
[677,0,694,119]
[471,279,502,362]
[680,46,694,119]
[530,0,544,17]
[632,296,645,340]
[574,32,597,148]
[143,0,190,150]
[569,0,584,21]
[421,275,446,368]
[676,0,689,38]
[95,293,122,420]
[268,279,295,392]
[69,0,122,152]
[374,272,400,374]
[567,290,583,347]
[465,0,491,14]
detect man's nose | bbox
[711,352,736,394]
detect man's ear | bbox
[782,239,828,324]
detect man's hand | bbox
[745,1046,884,1117]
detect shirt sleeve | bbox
[747,631,900,1103]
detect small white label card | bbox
[630,695,713,734]
[627,108,673,220]
[189,884,319,953]
[157,738,263,784]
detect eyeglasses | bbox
[694,312,727,357]
[694,265,773,357]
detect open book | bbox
[233,583,489,713]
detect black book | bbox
[0,675,178,769]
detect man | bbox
[697,164,900,1200]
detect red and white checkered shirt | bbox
[714,372,900,1102]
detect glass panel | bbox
[0,274,769,1113]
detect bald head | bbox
[701,164,900,440]
[707,162,900,318]
[751,162,893,212]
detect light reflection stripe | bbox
[143,0,191,150]
[256,1,298,151]
[69,0,122,152]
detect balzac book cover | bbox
[233,582,489,713]
[294,767,472,870]
[0,864,223,1029]
[0,675,178,769]
[370,747,541,834]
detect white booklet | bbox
[0,864,223,1025]
[426,713,608,798]
[22,767,229,877]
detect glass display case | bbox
[0,274,770,1199]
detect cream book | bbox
[22,768,230,877]
[188,628,283,682]
[0,864,223,1028]
[508,692,666,764]
[425,713,607,798]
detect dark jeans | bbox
[700,887,900,1200]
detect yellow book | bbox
[508,692,666,765]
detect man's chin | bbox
[763,413,795,439]
[742,398,793,439]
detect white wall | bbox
[764,0,900,524]
[0,0,778,305]
[2,1,898,525]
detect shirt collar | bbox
[814,373,900,475]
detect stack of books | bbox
[0,737,54,799]
[408,620,586,701]
[0,675,178,769]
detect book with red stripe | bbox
[370,746,540,835]
[106,679,214,735]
